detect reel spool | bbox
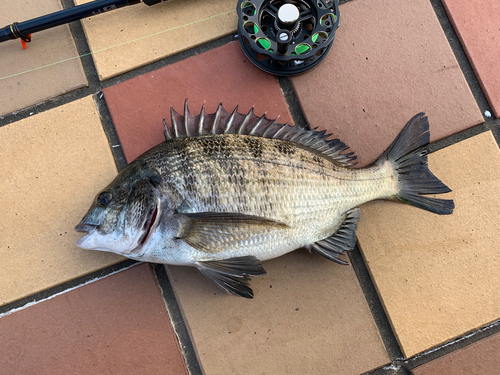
[237,0,340,76]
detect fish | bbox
[75,101,454,298]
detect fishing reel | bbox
[237,0,340,76]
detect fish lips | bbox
[74,223,97,248]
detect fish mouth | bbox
[74,224,97,247]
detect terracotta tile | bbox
[412,332,500,375]
[357,131,500,357]
[168,250,389,375]
[0,264,188,375]
[0,0,87,116]
[291,0,483,167]
[74,0,237,80]
[0,96,123,306]
[103,41,293,163]
[442,0,500,118]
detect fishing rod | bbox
[0,0,173,46]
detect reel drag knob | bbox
[277,4,299,25]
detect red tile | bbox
[442,0,500,118]
[103,42,293,163]
[291,0,483,167]
[0,264,187,375]
[412,332,500,375]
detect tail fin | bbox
[377,113,454,215]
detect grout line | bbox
[348,246,405,363]
[61,0,103,92]
[152,264,204,375]
[93,92,129,171]
[277,76,308,128]
[403,319,500,371]
[0,260,139,318]
[426,120,493,154]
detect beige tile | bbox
[357,131,500,357]
[291,0,483,167]
[0,0,87,116]
[168,250,389,375]
[0,96,124,306]
[74,0,237,80]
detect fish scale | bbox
[75,103,454,298]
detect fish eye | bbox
[97,192,112,207]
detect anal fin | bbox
[311,208,360,265]
[196,256,267,299]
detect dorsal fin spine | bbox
[162,118,172,140]
[170,107,180,138]
[249,115,265,135]
[184,100,190,137]
[212,103,222,135]
[239,108,254,135]
[288,128,305,142]
[262,117,279,138]
[198,103,205,135]
[225,106,238,134]
[272,124,288,139]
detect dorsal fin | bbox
[165,99,357,167]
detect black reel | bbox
[237,0,340,76]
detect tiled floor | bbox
[1,0,499,374]
[0,0,87,116]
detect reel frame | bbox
[237,0,340,76]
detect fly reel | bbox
[237,0,340,76]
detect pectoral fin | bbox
[178,212,289,253]
[311,208,360,265]
[196,256,267,298]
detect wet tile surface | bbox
[105,41,389,374]
[74,0,237,80]
[357,131,500,357]
[0,264,188,375]
[291,0,483,167]
[442,0,500,118]
[168,251,389,375]
[103,42,293,163]
[0,96,123,306]
[412,332,500,375]
[0,0,87,116]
